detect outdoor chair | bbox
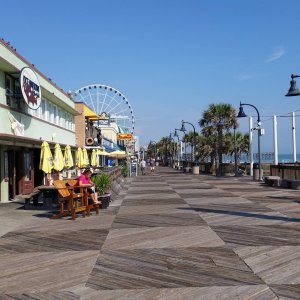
[67,179,99,215]
[52,180,87,220]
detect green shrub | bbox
[92,173,111,195]
[121,164,129,177]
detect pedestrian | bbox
[139,158,146,175]
[75,169,100,204]
[150,157,155,173]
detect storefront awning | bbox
[84,106,99,119]
[0,134,77,150]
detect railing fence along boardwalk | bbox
[270,164,300,180]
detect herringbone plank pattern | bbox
[1,167,300,299]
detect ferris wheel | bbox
[73,84,135,134]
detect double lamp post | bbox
[180,120,196,163]
[237,102,263,181]
[236,72,300,181]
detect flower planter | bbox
[98,193,111,209]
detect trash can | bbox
[253,163,263,180]
[192,166,199,175]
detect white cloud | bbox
[266,46,285,63]
[236,74,257,81]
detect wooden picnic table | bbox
[36,185,59,210]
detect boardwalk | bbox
[1,167,300,299]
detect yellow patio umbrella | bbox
[76,147,84,168]
[91,149,98,167]
[63,145,74,169]
[39,141,53,174]
[108,150,126,159]
[53,144,64,171]
[97,149,110,156]
[82,148,90,167]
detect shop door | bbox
[7,150,16,199]
[18,151,34,195]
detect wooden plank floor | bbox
[1,166,300,299]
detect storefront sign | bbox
[99,119,110,125]
[98,112,110,125]
[118,133,133,141]
[20,67,41,110]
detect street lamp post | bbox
[233,125,238,177]
[179,126,187,166]
[174,129,181,166]
[237,102,263,181]
[286,74,300,164]
[285,74,300,97]
[169,133,177,167]
[180,120,196,163]
[216,121,225,176]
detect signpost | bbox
[117,133,133,141]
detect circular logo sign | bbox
[20,67,41,110]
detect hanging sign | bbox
[117,133,133,141]
[98,112,110,125]
[20,67,41,110]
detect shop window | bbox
[5,74,23,109]
[60,110,65,128]
[5,75,12,106]
[58,108,62,127]
[13,80,21,110]
[65,112,69,129]
[53,105,58,125]
[68,116,72,131]
[49,102,53,123]
[71,116,75,131]
[36,103,42,119]
[41,99,46,120]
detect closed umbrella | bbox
[76,147,84,168]
[82,148,90,167]
[63,145,74,169]
[91,149,98,167]
[39,141,53,174]
[53,144,64,171]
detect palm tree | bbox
[197,134,217,160]
[199,103,237,130]
[147,141,156,158]
[156,136,173,165]
[225,131,249,163]
[199,103,238,174]
[182,131,198,163]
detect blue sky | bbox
[2,0,300,154]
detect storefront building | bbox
[0,39,78,202]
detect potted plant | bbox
[121,164,129,177]
[91,173,111,209]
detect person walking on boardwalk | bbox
[140,158,146,175]
[150,157,155,173]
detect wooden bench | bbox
[281,179,300,190]
[52,180,87,220]
[67,179,99,215]
[264,176,300,190]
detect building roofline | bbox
[0,37,73,100]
